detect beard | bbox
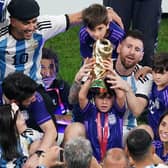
[120,56,137,69]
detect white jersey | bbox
[0,14,67,84]
[120,64,152,130]
[145,164,168,168]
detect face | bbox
[159,115,168,142]
[10,17,37,40]
[21,93,36,108]
[16,111,26,130]
[117,37,144,69]
[41,58,56,78]
[95,94,113,113]
[152,70,168,90]
[86,24,109,40]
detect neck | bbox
[115,58,135,76]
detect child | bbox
[78,63,126,162]
[80,3,125,60]
[147,53,168,139]
[0,103,43,167]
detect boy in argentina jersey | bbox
[78,59,126,162]
[147,53,168,140]
[79,4,125,61]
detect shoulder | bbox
[109,22,125,37]
[79,26,91,43]
[0,19,9,38]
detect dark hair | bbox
[158,109,168,127]
[2,72,38,102]
[0,104,21,161]
[89,78,116,98]
[82,4,108,30]
[123,29,144,47]
[152,53,168,73]
[42,47,59,73]
[126,129,152,162]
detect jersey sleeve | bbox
[135,73,153,99]
[29,92,51,125]
[37,15,67,41]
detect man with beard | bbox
[112,29,152,136]
[0,72,57,168]
[69,30,152,137]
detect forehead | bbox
[123,36,143,48]
[41,58,55,66]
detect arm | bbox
[23,120,57,168]
[68,7,123,28]
[68,58,95,104]
[106,72,148,117]
[78,77,92,110]
[135,66,152,80]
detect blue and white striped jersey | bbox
[119,64,152,130]
[0,15,67,84]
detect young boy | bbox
[78,63,126,162]
[147,53,168,140]
[80,4,125,60]
[136,53,168,139]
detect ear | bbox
[116,43,121,54]
[139,51,144,62]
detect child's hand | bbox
[75,58,95,83]
[135,66,152,80]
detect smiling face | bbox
[117,37,144,69]
[94,93,114,113]
[159,114,168,142]
[10,17,37,40]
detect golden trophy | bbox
[92,38,113,79]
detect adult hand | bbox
[107,7,124,29]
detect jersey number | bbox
[13,53,28,65]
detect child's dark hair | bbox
[89,78,116,98]
[82,4,108,30]
[152,53,168,73]
[0,104,21,161]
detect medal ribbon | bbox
[97,112,109,159]
[46,88,65,114]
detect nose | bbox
[42,68,51,77]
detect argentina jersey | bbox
[0,15,67,84]
[121,64,152,129]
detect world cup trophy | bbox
[91,38,113,90]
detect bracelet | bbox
[34,150,45,158]
[106,6,114,11]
